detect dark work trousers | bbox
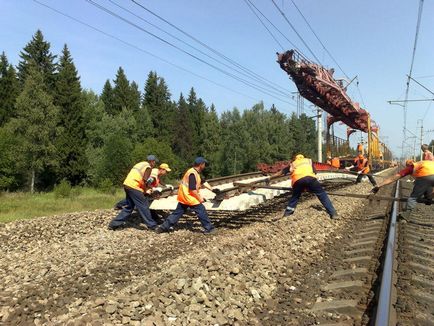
[407,175,434,210]
[109,187,157,229]
[356,173,377,186]
[115,198,160,220]
[287,176,336,216]
[159,202,214,232]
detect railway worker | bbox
[421,144,434,161]
[273,154,339,219]
[108,155,161,231]
[346,154,377,186]
[372,159,434,218]
[156,157,217,234]
[114,163,173,210]
[331,157,341,169]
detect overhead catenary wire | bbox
[32,0,293,108]
[128,0,294,102]
[107,0,291,98]
[85,0,295,105]
[242,0,303,54]
[242,0,285,51]
[288,0,350,81]
[270,0,322,64]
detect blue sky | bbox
[1,0,433,157]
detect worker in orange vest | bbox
[156,157,217,234]
[273,154,339,219]
[347,154,377,186]
[331,157,340,169]
[108,155,161,231]
[372,160,434,218]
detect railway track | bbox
[261,174,433,326]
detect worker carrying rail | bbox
[156,157,218,234]
[372,159,434,219]
[272,154,339,219]
[346,154,377,186]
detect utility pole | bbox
[317,107,323,162]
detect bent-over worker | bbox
[347,154,377,186]
[273,154,339,219]
[108,155,160,231]
[156,157,217,234]
[372,160,434,218]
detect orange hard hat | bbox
[405,159,414,166]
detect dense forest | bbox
[0,30,317,192]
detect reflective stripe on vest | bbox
[355,158,370,174]
[291,158,316,185]
[123,161,151,192]
[177,168,202,206]
[412,160,434,178]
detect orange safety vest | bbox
[412,160,434,178]
[177,167,202,206]
[291,158,316,185]
[331,157,340,168]
[123,161,151,192]
[355,158,370,174]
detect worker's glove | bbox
[165,184,174,191]
[212,188,221,195]
[371,186,380,194]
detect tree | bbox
[0,52,19,126]
[17,30,57,91]
[143,71,174,142]
[0,127,24,190]
[100,79,114,115]
[202,104,222,177]
[10,64,59,192]
[54,44,88,185]
[111,67,131,115]
[172,93,194,163]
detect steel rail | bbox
[375,180,400,326]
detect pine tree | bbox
[17,30,57,91]
[100,79,114,115]
[11,64,59,192]
[0,52,19,126]
[111,66,131,115]
[143,71,173,141]
[202,104,222,177]
[54,44,88,185]
[172,93,194,162]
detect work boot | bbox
[203,228,217,235]
[108,222,127,231]
[330,213,340,220]
[155,226,168,234]
[282,209,295,217]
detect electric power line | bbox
[106,0,291,98]
[33,0,294,107]
[86,0,295,104]
[129,0,294,102]
[270,0,322,64]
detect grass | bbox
[0,188,124,223]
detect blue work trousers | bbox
[160,202,214,232]
[287,176,336,216]
[407,175,434,210]
[109,187,157,228]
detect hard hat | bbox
[405,159,414,166]
[295,154,304,160]
[159,163,171,171]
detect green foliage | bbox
[54,45,88,185]
[53,179,72,198]
[0,127,23,190]
[0,52,19,126]
[10,63,59,192]
[97,178,116,195]
[17,30,57,91]
[172,93,194,162]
